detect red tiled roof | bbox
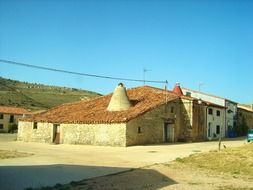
[21,86,179,124]
[0,106,31,115]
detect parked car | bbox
[247,129,253,142]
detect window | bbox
[9,115,14,123]
[171,106,174,113]
[208,108,213,115]
[138,127,142,134]
[216,125,220,135]
[216,110,220,116]
[0,124,3,129]
[33,122,38,129]
[0,113,3,119]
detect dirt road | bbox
[0,134,247,190]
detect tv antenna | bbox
[143,68,151,85]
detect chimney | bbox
[107,83,131,111]
[172,83,183,96]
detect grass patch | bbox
[175,143,253,177]
[0,149,32,159]
[218,186,252,190]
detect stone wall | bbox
[60,123,126,146]
[126,100,180,146]
[17,121,53,143]
[178,99,193,141]
[18,121,126,146]
[192,103,206,141]
[177,99,206,142]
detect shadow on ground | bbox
[0,164,177,190]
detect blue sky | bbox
[0,0,252,103]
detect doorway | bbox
[53,124,60,144]
[164,123,174,142]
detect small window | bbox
[0,124,3,129]
[0,113,3,119]
[33,122,38,129]
[208,108,213,115]
[216,110,220,116]
[171,106,174,113]
[9,115,14,123]
[138,127,142,134]
[216,125,220,134]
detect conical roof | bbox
[107,83,131,111]
[172,83,183,96]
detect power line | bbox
[0,59,167,84]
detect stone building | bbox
[0,106,31,132]
[237,105,253,135]
[18,83,211,146]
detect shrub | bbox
[8,123,18,133]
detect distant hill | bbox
[0,77,101,111]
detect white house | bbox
[181,87,237,138]
[205,102,225,140]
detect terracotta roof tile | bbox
[21,86,179,124]
[0,106,31,115]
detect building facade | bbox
[0,106,31,132]
[205,104,225,140]
[181,87,237,137]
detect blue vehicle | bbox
[247,129,253,142]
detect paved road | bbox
[0,134,246,190]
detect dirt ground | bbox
[0,134,250,190]
[52,162,253,190]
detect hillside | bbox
[0,77,101,111]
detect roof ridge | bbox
[181,87,237,103]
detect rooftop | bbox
[0,106,31,115]
[22,86,179,124]
[181,87,238,104]
[238,105,253,113]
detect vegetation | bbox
[0,77,101,110]
[236,116,249,136]
[8,123,18,133]
[175,143,253,177]
[0,150,32,159]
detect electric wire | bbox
[0,59,168,84]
